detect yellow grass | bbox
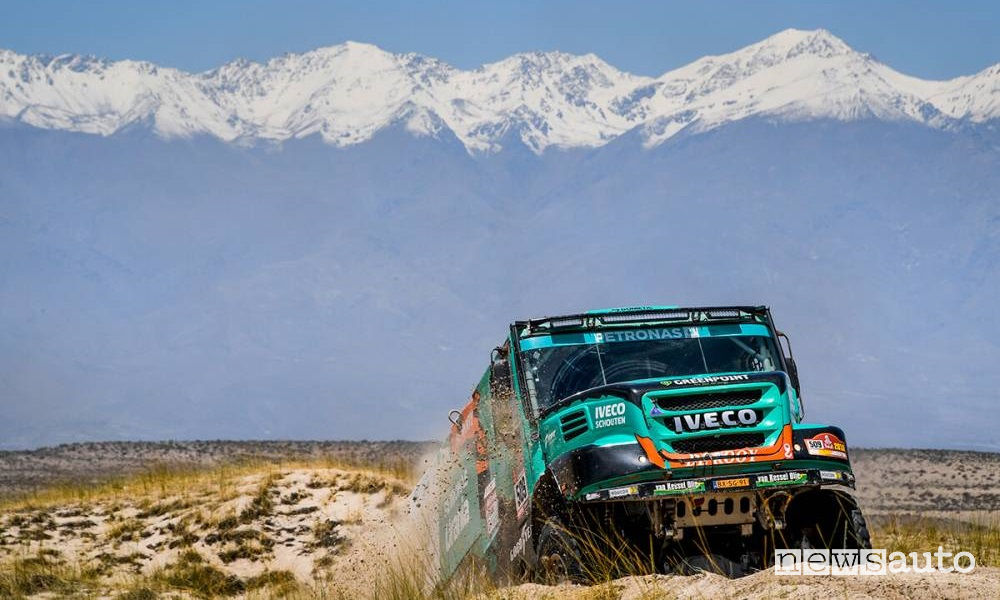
[871,512,1000,567]
[0,552,100,599]
[0,456,420,599]
[0,454,417,513]
[3,456,997,599]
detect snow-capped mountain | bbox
[2,29,997,152]
[3,30,999,451]
[929,63,1000,122]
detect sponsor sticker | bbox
[514,471,528,520]
[714,477,750,489]
[543,429,557,447]
[595,328,697,344]
[605,306,657,313]
[442,468,474,554]
[661,374,751,387]
[483,478,500,539]
[443,498,471,554]
[654,480,706,496]
[804,433,848,460]
[593,402,627,429]
[755,471,808,488]
[668,408,760,432]
[509,523,532,563]
[584,492,601,501]
[680,447,761,466]
[608,486,638,499]
[819,470,843,481]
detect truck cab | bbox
[436,306,869,581]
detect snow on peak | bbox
[757,28,854,58]
[1,31,996,153]
[928,62,1000,122]
[636,28,956,146]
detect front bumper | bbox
[549,425,855,500]
[549,441,661,497]
[577,467,855,502]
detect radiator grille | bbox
[655,390,761,412]
[671,433,765,454]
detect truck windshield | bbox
[519,324,780,413]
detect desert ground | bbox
[0,443,997,599]
[0,441,435,497]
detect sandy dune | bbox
[0,466,413,597]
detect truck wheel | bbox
[850,508,872,549]
[785,491,871,550]
[536,518,585,584]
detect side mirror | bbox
[490,344,512,393]
[776,330,802,397]
[490,357,510,383]
[786,356,801,395]
[448,409,463,428]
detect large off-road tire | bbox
[850,507,872,549]
[535,518,585,584]
[784,490,872,550]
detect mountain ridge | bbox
[1,116,997,449]
[2,29,998,152]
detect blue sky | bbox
[1,1,997,79]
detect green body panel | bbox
[436,305,856,581]
[438,450,484,573]
[437,347,545,579]
[540,394,646,457]
[538,374,800,460]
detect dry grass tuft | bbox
[0,453,418,513]
[338,472,410,497]
[107,517,150,544]
[366,550,496,600]
[0,552,99,599]
[871,512,1000,567]
[152,549,245,597]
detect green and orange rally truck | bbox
[431,306,870,581]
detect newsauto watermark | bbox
[775,548,976,575]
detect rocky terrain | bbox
[852,448,1000,514]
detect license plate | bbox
[715,477,750,489]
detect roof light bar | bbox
[707,309,742,319]
[601,310,689,324]
[548,317,585,329]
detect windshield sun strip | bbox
[518,323,772,351]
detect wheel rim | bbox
[542,550,571,583]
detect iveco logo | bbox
[670,409,759,432]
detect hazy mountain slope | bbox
[514,120,1000,448]
[1,30,997,449]
[0,117,997,450]
[2,29,998,152]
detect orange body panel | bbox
[637,425,794,469]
